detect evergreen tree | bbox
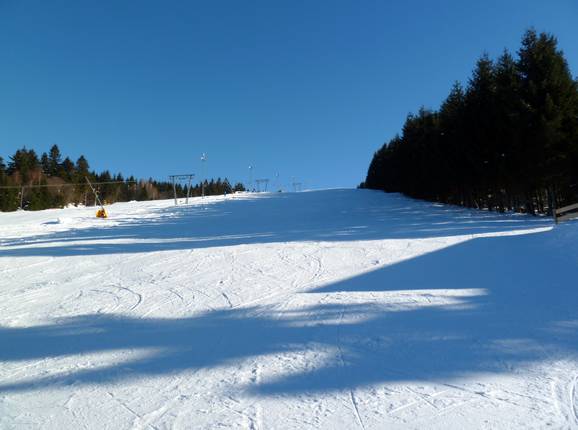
[0,157,6,184]
[8,148,40,184]
[233,182,246,192]
[75,155,90,178]
[0,156,18,211]
[438,82,466,204]
[494,49,524,210]
[517,29,578,209]
[27,178,52,210]
[73,155,91,203]
[48,144,62,175]
[58,157,76,181]
[463,54,498,208]
[40,152,50,174]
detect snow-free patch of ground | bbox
[1,189,577,429]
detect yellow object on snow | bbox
[96,208,108,219]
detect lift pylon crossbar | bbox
[169,174,195,205]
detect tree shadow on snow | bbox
[0,189,552,258]
[0,227,576,395]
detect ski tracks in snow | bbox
[115,284,143,312]
[334,305,367,430]
[549,362,578,429]
[246,365,264,430]
[1,191,575,429]
[566,374,578,428]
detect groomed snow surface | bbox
[1,189,577,429]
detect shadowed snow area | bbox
[0,189,577,429]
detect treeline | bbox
[0,145,244,212]
[164,178,246,199]
[362,29,578,214]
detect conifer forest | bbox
[363,30,578,215]
[0,145,244,212]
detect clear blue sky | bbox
[1,1,577,189]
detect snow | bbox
[0,189,577,429]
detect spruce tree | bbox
[494,50,523,210]
[438,82,466,204]
[517,29,578,209]
[48,144,62,175]
[464,54,498,208]
[75,156,90,178]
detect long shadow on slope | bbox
[0,226,576,394]
[0,190,552,257]
[253,225,578,395]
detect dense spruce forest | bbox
[362,29,578,215]
[0,145,245,212]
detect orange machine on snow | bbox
[86,178,108,219]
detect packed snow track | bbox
[1,189,577,429]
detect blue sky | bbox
[1,1,577,189]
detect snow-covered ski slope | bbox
[1,189,577,429]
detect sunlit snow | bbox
[1,189,577,429]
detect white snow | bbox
[0,189,577,429]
